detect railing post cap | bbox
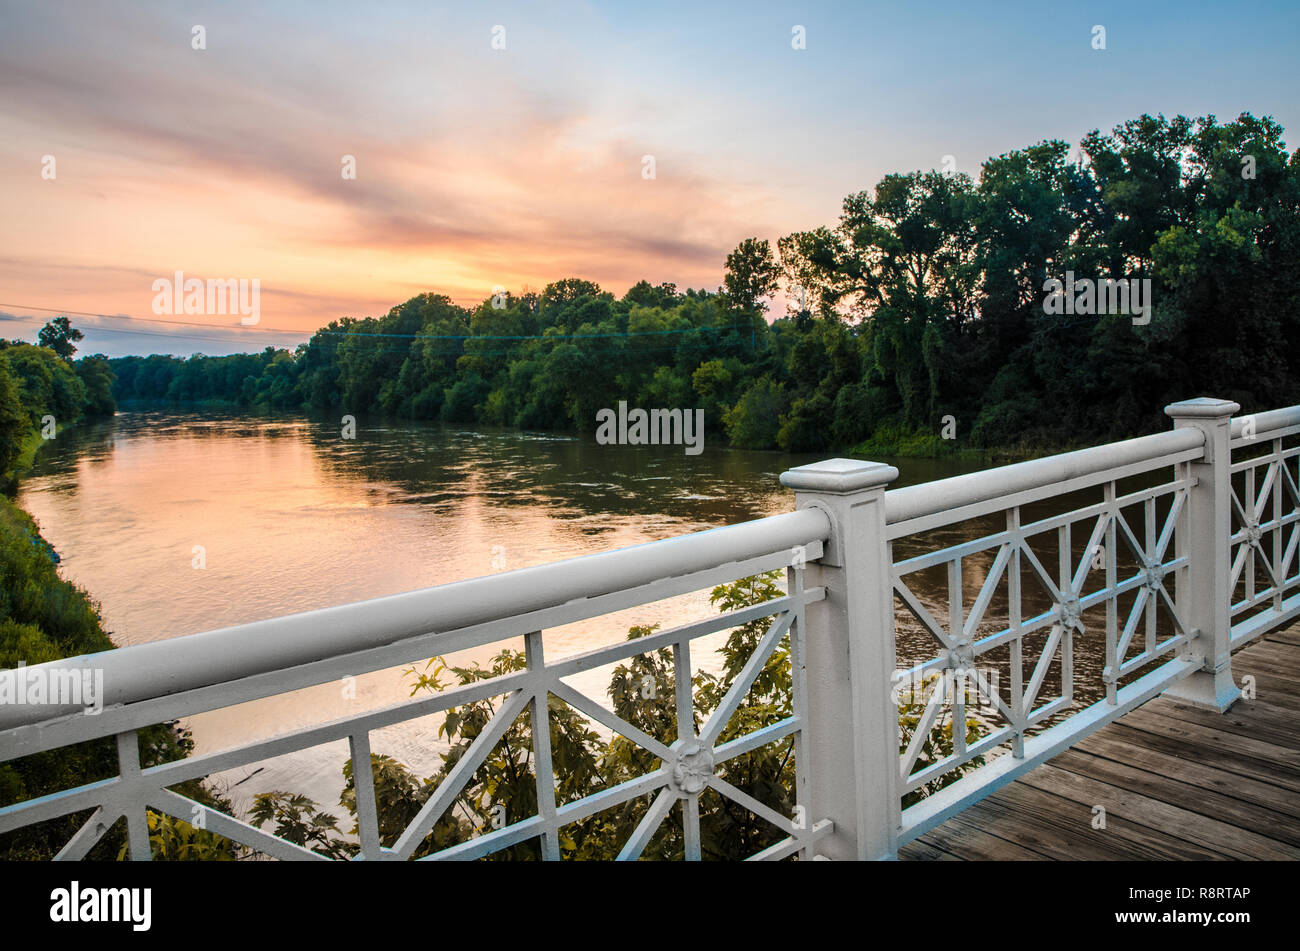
[780,458,899,494]
[1164,397,1240,420]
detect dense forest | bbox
[106,112,1300,455]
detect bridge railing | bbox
[1,397,1296,860]
[783,397,1296,858]
[1226,406,1300,646]
[0,508,833,860]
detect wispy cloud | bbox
[1,0,1297,354]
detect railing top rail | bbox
[1231,405,1300,440]
[884,427,1205,529]
[0,507,830,733]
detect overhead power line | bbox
[0,301,736,342]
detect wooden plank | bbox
[1238,695,1300,729]
[1049,748,1300,848]
[1262,628,1300,647]
[898,837,964,861]
[1236,638,1300,665]
[1102,722,1300,794]
[1019,762,1295,859]
[912,811,1048,861]
[950,783,1161,860]
[1120,708,1300,770]
[1073,729,1300,820]
[1224,670,1300,713]
[1233,640,1300,670]
[1143,696,1300,751]
[987,779,1222,862]
[1233,651,1300,681]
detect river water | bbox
[19,408,1120,824]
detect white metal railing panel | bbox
[885,428,1204,537]
[0,512,832,861]
[0,508,831,736]
[890,471,1193,809]
[1228,419,1300,645]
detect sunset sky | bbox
[1,0,1297,356]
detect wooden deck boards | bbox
[899,626,1300,860]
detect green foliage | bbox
[723,237,781,314]
[74,355,116,417]
[37,317,83,361]
[1,343,85,428]
[0,335,115,487]
[0,359,27,479]
[120,810,244,861]
[724,377,787,449]
[248,792,355,859]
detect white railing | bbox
[1227,406,1300,645]
[0,510,833,861]
[781,397,1295,857]
[1,398,1297,860]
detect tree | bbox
[723,238,781,314]
[0,360,27,477]
[75,355,116,416]
[37,317,84,361]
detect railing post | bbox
[780,458,900,860]
[1162,397,1243,712]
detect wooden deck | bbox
[900,625,1300,860]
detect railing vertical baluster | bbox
[1058,523,1070,596]
[786,562,813,858]
[1008,507,1024,758]
[1163,398,1243,711]
[1145,496,1157,655]
[1246,464,1256,603]
[1104,484,1118,704]
[671,639,693,742]
[948,556,962,649]
[780,458,900,860]
[670,635,702,861]
[681,794,701,861]
[348,731,382,860]
[1274,438,1284,612]
[1058,523,1073,704]
[524,630,560,860]
[116,731,152,861]
[948,555,965,759]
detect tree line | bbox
[0,317,116,487]
[110,111,1299,454]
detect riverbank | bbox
[848,427,1090,464]
[114,396,1092,470]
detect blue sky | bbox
[0,0,1296,356]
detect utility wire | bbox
[0,302,732,341]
